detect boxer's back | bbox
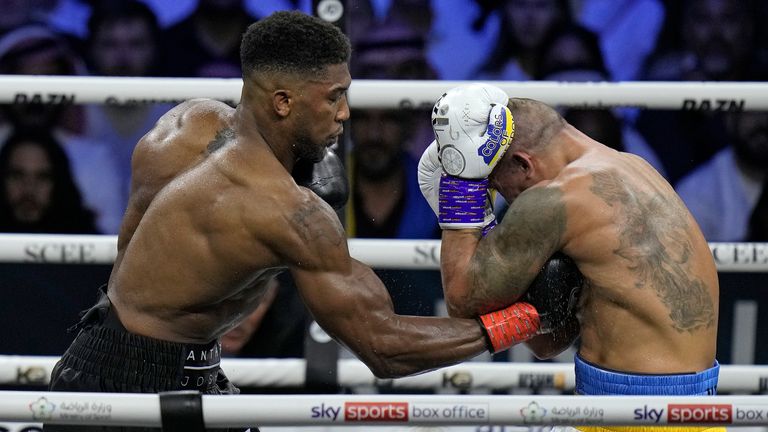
[111,99,234,263]
[556,130,718,373]
[108,99,294,343]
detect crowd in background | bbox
[0,0,767,366]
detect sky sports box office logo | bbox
[310,402,489,422]
[634,404,765,424]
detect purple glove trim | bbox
[439,176,488,227]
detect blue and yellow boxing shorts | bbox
[574,353,723,432]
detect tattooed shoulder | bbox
[207,127,235,153]
[588,169,714,333]
[291,199,345,247]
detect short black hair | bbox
[240,10,351,78]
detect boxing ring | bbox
[0,76,767,430]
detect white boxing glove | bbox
[432,83,514,179]
[417,139,442,218]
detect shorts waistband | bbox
[574,354,719,395]
[576,426,727,432]
[61,291,222,391]
[101,306,222,370]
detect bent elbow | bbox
[444,291,476,319]
[358,338,430,379]
[362,351,419,379]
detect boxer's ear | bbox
[511,152,532,175]
[273,89,292,117]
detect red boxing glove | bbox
[478,302,541,353]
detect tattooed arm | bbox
[441,185,568,318]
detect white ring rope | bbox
[2,355,767,394]
[2,75,768,110]
[1,234,766,272]
[1,391,767,427]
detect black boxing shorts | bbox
[44,287,256,432]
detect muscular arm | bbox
[279,192,488,378]
[441,185,568,317]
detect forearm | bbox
[441,229,528,317]
[441,229,482,317]
[355,315,488,378]
[294,260,488,378]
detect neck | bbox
[533,124,589,179]
[234,96,294,171]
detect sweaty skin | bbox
[107,63,487,378]
[442,115,718,374]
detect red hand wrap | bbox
[478,302,541,353]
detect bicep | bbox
[466,186,568,313]
[270,193,395,345]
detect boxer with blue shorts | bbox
[421,84,722,430]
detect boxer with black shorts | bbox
[420,84,722,432]
[45,13,582,432]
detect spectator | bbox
[637,0,767,184]
[676,111,768,241]
[0,24,123,234]
[563,108,624,151]
[387,0,433,38]
[0,130,98,233]
[220,278,279,357]
[535,23,608,81]
[535,23,667,177]
[160,0,259,77]
[471,0,572,80]
[348,21,442,316]
[0,0,57,36]
[645,0,763,82]
[82,0,171,214]
[577,0,665,81]
[220,275,308,359]
[347,0,375,45]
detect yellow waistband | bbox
[577,427,727,432]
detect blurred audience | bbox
[676,111,768,241]
[636,0,768,184]
[161,0,259,77]
[471,0,572,80]
[0,130,98,233]
[749,180,768,241]
[644,0,763,82]
[0,0,58,37]
[221,275,308,359]
[81,0,171,216]
[0,24,123,233]
[577,0,664,81]
[534,23,667,177]
[563,108,623,151]
[534,22,608,81]
[85,0,161,77]
[347,20,442,316]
